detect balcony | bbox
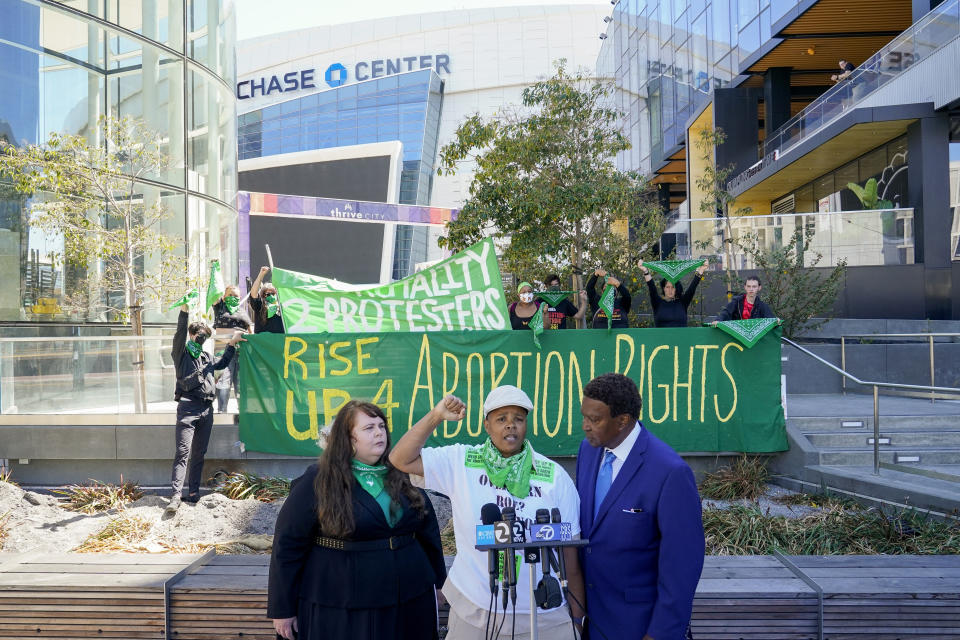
[666,208,915,269]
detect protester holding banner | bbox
[576,373,704,640]
[538,274,587,329]
[212,285,252,413]
[717,276,775,321]
[268,400,447,640]
[389,387,586,640]
[586,269,633,328]
[167,306,246,514]
[249,266,285,333]
[640,259,708,328]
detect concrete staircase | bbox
[771,395,960,516]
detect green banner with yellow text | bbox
[237,327,786,457]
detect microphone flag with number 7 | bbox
[270,238,509,333]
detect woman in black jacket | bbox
[640,259,707,327]
[268,400,446,640]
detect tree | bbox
[437,61,664,319]
[0,115,191,410]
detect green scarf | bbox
[714,318,781,348]
[265,294,279,318]
[223,295,240,315]
[598,283,616,331]
[169,289,199,310]
[351,460,400,527]
[529,302,547,349]
[479,437,535,499]
[535,290,576,307]
[644,259,704,284]
[185,340,203,359]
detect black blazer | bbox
[267,464,446,618]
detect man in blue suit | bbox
[576,373,704,640]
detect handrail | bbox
[781,336,960,475]
[840,333,960,338]
[839,333,960,402]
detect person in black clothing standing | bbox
[167,304,246,514]
[250,265,285,333]
[212,284,252,413]
[586,269,633,328]
[716,276,775,321]
[539,273,587,329]
[640,259,707,327]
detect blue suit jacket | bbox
[576,426,705,640]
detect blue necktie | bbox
[594,450,616,518]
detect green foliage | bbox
[53,477,145,514]
[75,514,152,553]
[847,178,893,210]
[704,504,960,555]
[211,470,291,502]
[0,115,193,323]
[437,60,664,292]
[699,455,770,500]
[732,224,847,338]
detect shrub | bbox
[53,477,144,513]
[211,471,290,502]
[699,455,769,501]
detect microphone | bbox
[552,508,567,580]
[501,506,520,605]
[534,508,563,609]
[480,503,501,596]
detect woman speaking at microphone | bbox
[391,386,586,640]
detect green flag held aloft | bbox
[715,318,781,348]
[271,238,509,333]
[206,259,225,310]
[644,260,705,284]
[529,302,547,349]
[168,288,199,310]
[598,283,616,331]
[535,291,576,308]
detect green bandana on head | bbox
[185,340,203,359]
[598,283,616,332]
[479,437,534,499]
[223,295,240,315]
[535,290,576,308]
[351,460,400,527]
[529,302,547,349]
[265,294,279,318]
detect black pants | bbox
[171,399,213,496]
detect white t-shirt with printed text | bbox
[421,443,581,615]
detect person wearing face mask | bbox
[509,281,539,330]
[167,303,246,513]
[639,259,708,328]
[212,284,252,413]
[268,400,447,640]
[250,265,285,334]
[390,387,587,640]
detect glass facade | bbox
[237,69,445,279]
[0,0,237,326]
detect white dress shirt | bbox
[602,421,642,483]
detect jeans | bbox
[216,356,239,412]
[171,399,213,496]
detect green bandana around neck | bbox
[598,283,616,331]
[185,340,203,359]
[714,318,781,348]
[529,302,547,349]
[265,294,279,318]
[223,295,240,314]
[351,460,400,527]
[479,437,535,499]
[535,290,575,308]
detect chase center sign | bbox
[237,54,451,100]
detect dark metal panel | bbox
[239,156,392,201]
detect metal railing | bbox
[763,0,960,161]
[841,333,960,402]
[781,336,960,475]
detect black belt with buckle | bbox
[315,534,415,551]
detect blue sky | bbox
[234,0,609,40]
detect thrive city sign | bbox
[237,54,451,100]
